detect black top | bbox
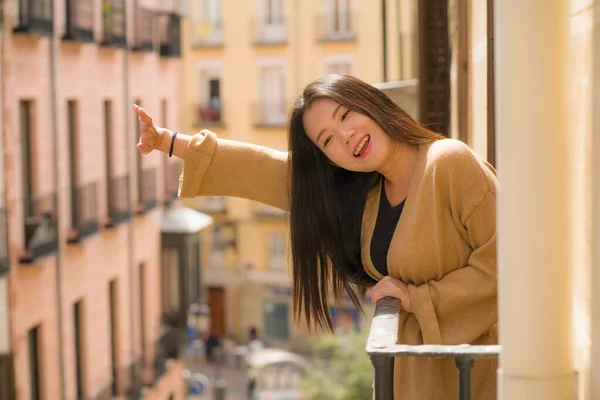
[370,182,406,276]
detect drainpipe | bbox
[381,0,387,82]
[0,0,9,360]
[123,27,135,383]
[49,10,67,400]
[496,0,575,399]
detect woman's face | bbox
[302,98,393,172]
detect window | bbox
[139,264,146,360]
[268,233,286,269]
[195,63,223,125]
[209,227,225,267]
[20,101,33,215]
[322,55,355,76]
[74,300,85,399]
[28,325,41,400]
[257,61,286,126]
[254,0,285,44]
[319,0,354,40]
[161,248,181,312]
[194,0,223,46]
[332,0,351,33]
[397,0,419,80]
[264,301,289,341]
[108,280,118,396]
[67,100,79,225]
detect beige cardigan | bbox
[179,130,498,400]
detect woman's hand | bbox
[368,276,413,313]
[133,104,166,154]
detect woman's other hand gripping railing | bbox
[366,297,501,400]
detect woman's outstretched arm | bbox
[133,104,289,211]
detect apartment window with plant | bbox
[196,64,223,126]
[194,0,223,46]
[257,62,286,126]
[268,233,286,270]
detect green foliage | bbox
[301,332,374,400]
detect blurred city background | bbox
[0,0,597,399]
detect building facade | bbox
[0,0,190,399]
[179,0,390,352]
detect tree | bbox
[301,332,374,400]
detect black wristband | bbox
[168,131,178,158]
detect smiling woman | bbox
[133,74,499,400]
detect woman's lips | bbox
[354,135,371,158]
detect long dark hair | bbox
[288,75,443,332]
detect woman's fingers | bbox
[136,142,153,154]
[133,104,153,126]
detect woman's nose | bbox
[344,131,355,146]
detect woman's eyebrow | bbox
[316,104,343,144]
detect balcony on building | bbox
[136,168,157,215]
[101,0,127,48]
[253,101,288,128]
[105,174,131,228]
[252,16,287,45]
[192,19,224,48]
[0,206,8,276]
[316,11,356,42]
[20,193,59,264]
[194,102,224,127]
[157,12,182,57]
[192,196,227,215]
[132,7,154,52]
[164,162,181,206]
[13,0,54,36]
[67,181,99,244]
[63,0,95,43]
[252,202,288,218]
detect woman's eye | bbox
[341,109,350,121]
[324,136,332,147]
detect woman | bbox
[134,75,498,399]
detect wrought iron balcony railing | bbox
[106,174,131,228]
[20,193,58,263]
[133,7,154,51]
[0,353,16,400]
[164,161,181,205]
[192,20,224,47]
[63,0,94,42]
[195,103,224,127]
[136,168,157,215]
[13,0,54,36]
[158,13,181,57]
[0,206,8,276]
[316,11,356,42]
[253,101,288,127]
[101,0,127,48]
[367,297,500,400]
[67,181,99,244]
[252,17,287,45]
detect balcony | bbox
[253,101,288,128]
[367,297,500,399]
[136,168,157,215]
[132,7,154,52]
[139,334,181,392]
[20,193,58,264]
[164,162,181,206]
[106,174,131,228]
[101,0,127,48]
[316,12,356,42]
[13,0,54,37]
[158,13,181,57]
[193,196,227,215]
[194,103,224,127]
[253,202,288,218]
[0,207,8,275]
[63,0,95,43]
[252,17,287,45]
[192,20,223,47]
[68,181,100,244]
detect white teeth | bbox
[354,136,370,156]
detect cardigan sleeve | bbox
[178,130,290,211]
[407,189,497,345]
